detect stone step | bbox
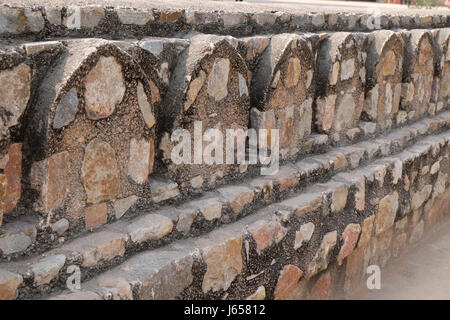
[41,125,450,300]
[1,126,449,299]
[1,110,449,262]
[0,2,448,40]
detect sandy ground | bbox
[351,216,450,300]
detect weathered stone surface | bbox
[0,64,31,136]
[127,214,173,244]
[84,56,125,120]
[113,195,139,220]
[0,269,22,300]
[218,186,254,214]
[284,57,301,88]
[137,82,156,129]
[316,94,336,132]
[331,183,348,212]
[238,73,249,97]
[197,197,223,221]
[0,7,44,33]
[63,6,105,29]
[207,58,230,101]
[31,254,66,286]
[274,264,303,300]
[117,8,154,25]
[185,70,205,111]
[294,222,315,250]
[128,138,154,184]
[307,231,337,277]
[81,139,120,203]
[201,233,243,293]
[53,88,78,129]
[4,143,22,213]
[409,220,424,244]
[150,179,180,203]
[358,215,374,248]
[376,191,399,234]
[340,58,355,81]
[49,291,101,300]
[97,274,132,299]
[247,220,286,254]
[411,185,432,210]
[64,231,127,268]
[52,218,69,236]
[85,203,108,229]
[338,223,361,265]
[31,151,70,212]
[308,271,332,300]
[0,220,36,255]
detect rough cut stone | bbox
[128,138,154,184]
[207,58,230,101]
[185,70,205,111]
[274,264,303,300]
[0,7,44,34]
[137,82,156,129]
[246,286,266,300]
[411,185,432,210]
[150,179,180,203]
[31,254,66,286]
[376,191,399,234]
[84,56,125,120]
[284,57,301,88]
[85,203,108,229]
[294,222,315,250]
[0,269,22,300]
[338,223,361,265]
[52,218,69,236]
[308,272,332,300]
[127,214,173,244]
[307,231,337,277]
[0,63,31,135]
[113,195,139,219]
[81,139,120,203]
[117,8,154,25]
[4,143,22,213]
[201,234,243,293]
[247,220,286,254]
[218,186,254,214]
[64,231,127,268]
[53,88,78,129]
[197,198,223,221]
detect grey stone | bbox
[207,58,230,101]
[150,179,180,203]
[31,254,66,286]
[139,39,164,57]
[53,88,78,129]
[127,214,174,244]
[113,195,139,219]
[117,8,154,25]
[52,218,69,236]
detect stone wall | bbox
[0,3,449,300]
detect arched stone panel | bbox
[160,34,250,187]
[28,39,157,228]
[432,28,450,112]
[364,30,404,130]
[315,32,366,143]
[401,30,435,120]
[250,33,316,158]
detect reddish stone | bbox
[4,143,22,213]
[247,220,286,254]
[0,175,5,226]
[307,272,332,300]
[338,223,362,265]
[46,151,69,211]
[85,203,108,229]
[274,264,303,300]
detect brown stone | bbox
[158,11,183,23]
[274,264,303,300]
[0,175,5,226]
[201,234,243,293]
[46,151,69,211]
[307,272,332,300]
[411,184,432,210]
[375,191,399,234]
[358,215,375,248]
[128,138,154,184]
[247,220,286,254]
[338,223,362,265]
[307,231,337,277]
[0,63,31,131]
[331,183,348,212]
[185,70,205,111]
[127,214,173,244]
[85,203,108,229]
[81,139,120,203]
[4,143,22,213]
[0,269,23,300]
[344,245,370,294]
[84,56,125,120]
[218,186,254,214]
[283,57,301,88]
[137,81,156,129]
[392,232,407,257]
[64,230,127,268]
